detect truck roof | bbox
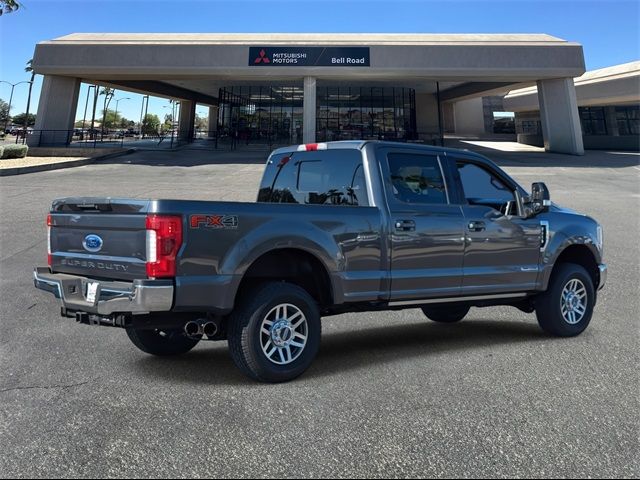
[270,140,525,194]
[271,140,489,161]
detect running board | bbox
[388,292,528,307]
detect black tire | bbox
[421,305,470,323]
[228,282,321,383]
[126,328,201,356]
[535,263,595,337]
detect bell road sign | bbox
[249,47,370,67]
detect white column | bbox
[29,75,81,146]
[537,78,584,155]
[303,76,316,144]
[178,100,196,142]
[452,97,485,135]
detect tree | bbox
[195,113,208,131]
[142,113,160,135]
[24,59,36,131]
[0,0,20,15]
[163,113,173,132]
[11,112,36,127]
[0,99,9,126]
[101,108,123,130]
[99,87,115,134]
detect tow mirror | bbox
[527,182,551,216]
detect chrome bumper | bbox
[598,263,607,291]
[33,267,174,315]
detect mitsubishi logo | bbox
[254,49,270,64]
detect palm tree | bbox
[1,0,21,16]
[99,87,115,137]
[23,59,35,137]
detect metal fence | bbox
[7,129,188,150]
[3,128,444,151]
[208,129,444,151]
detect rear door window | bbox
[387,152,448,204]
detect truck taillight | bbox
[47,214,52,266]
[145,215,183,278]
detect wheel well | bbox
[553,245,599,288]
[236,249,333,308]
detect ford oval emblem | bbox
[83,234,103,253]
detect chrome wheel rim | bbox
[561,278,588,325]
[260,303,308,365]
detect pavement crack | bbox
[0,239,46,263]
[0,380,91,394]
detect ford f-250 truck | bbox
[34,141,607,382]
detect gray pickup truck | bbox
[34,141,607,382]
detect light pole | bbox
[197,109,208,138]
[138,95,148,138]
[113,97,130,131]
[163,100,177,147]
[113,97,130,146]
[1,80,32,133]
[172,101,178,147]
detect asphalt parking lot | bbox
[1,145,638,478]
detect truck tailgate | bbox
[49,198,150,281]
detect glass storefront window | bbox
[616,106,639,136]
[316,86,416,142]
[218,85,304,145]
[218,85,417,145]
[579,107,607,135]
[517,120,541,135]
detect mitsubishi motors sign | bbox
[249,47,370,67]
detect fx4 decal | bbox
[190,214,239,229]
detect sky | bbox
[0,0,638,124]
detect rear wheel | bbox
[126,328,201,356]
[535,263,595,337]
[421,305,470,323]
[228,282,321,383]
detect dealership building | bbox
[31,33,591,154]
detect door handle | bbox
[395,220,416,232]
[468,221,486,232]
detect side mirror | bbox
[527,182,551,216]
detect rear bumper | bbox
[33,267,174,315]
[598,263,607,291]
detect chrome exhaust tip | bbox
[203,321,218,338]
[184,321,201,337]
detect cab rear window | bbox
[258,150,368,206]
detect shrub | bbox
[0,146,3,158]
[1,144,28,159]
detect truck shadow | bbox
[131,320,551,386]
[308,319,548,381]
[103,148,269,167]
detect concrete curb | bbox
[0,149,137,176]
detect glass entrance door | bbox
[218,85,304,147]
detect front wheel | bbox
[228,282,321,383]
[421,305,470,323]
[535,263,595,337]
[126,328,201,356]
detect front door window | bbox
[454,159,541,292]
